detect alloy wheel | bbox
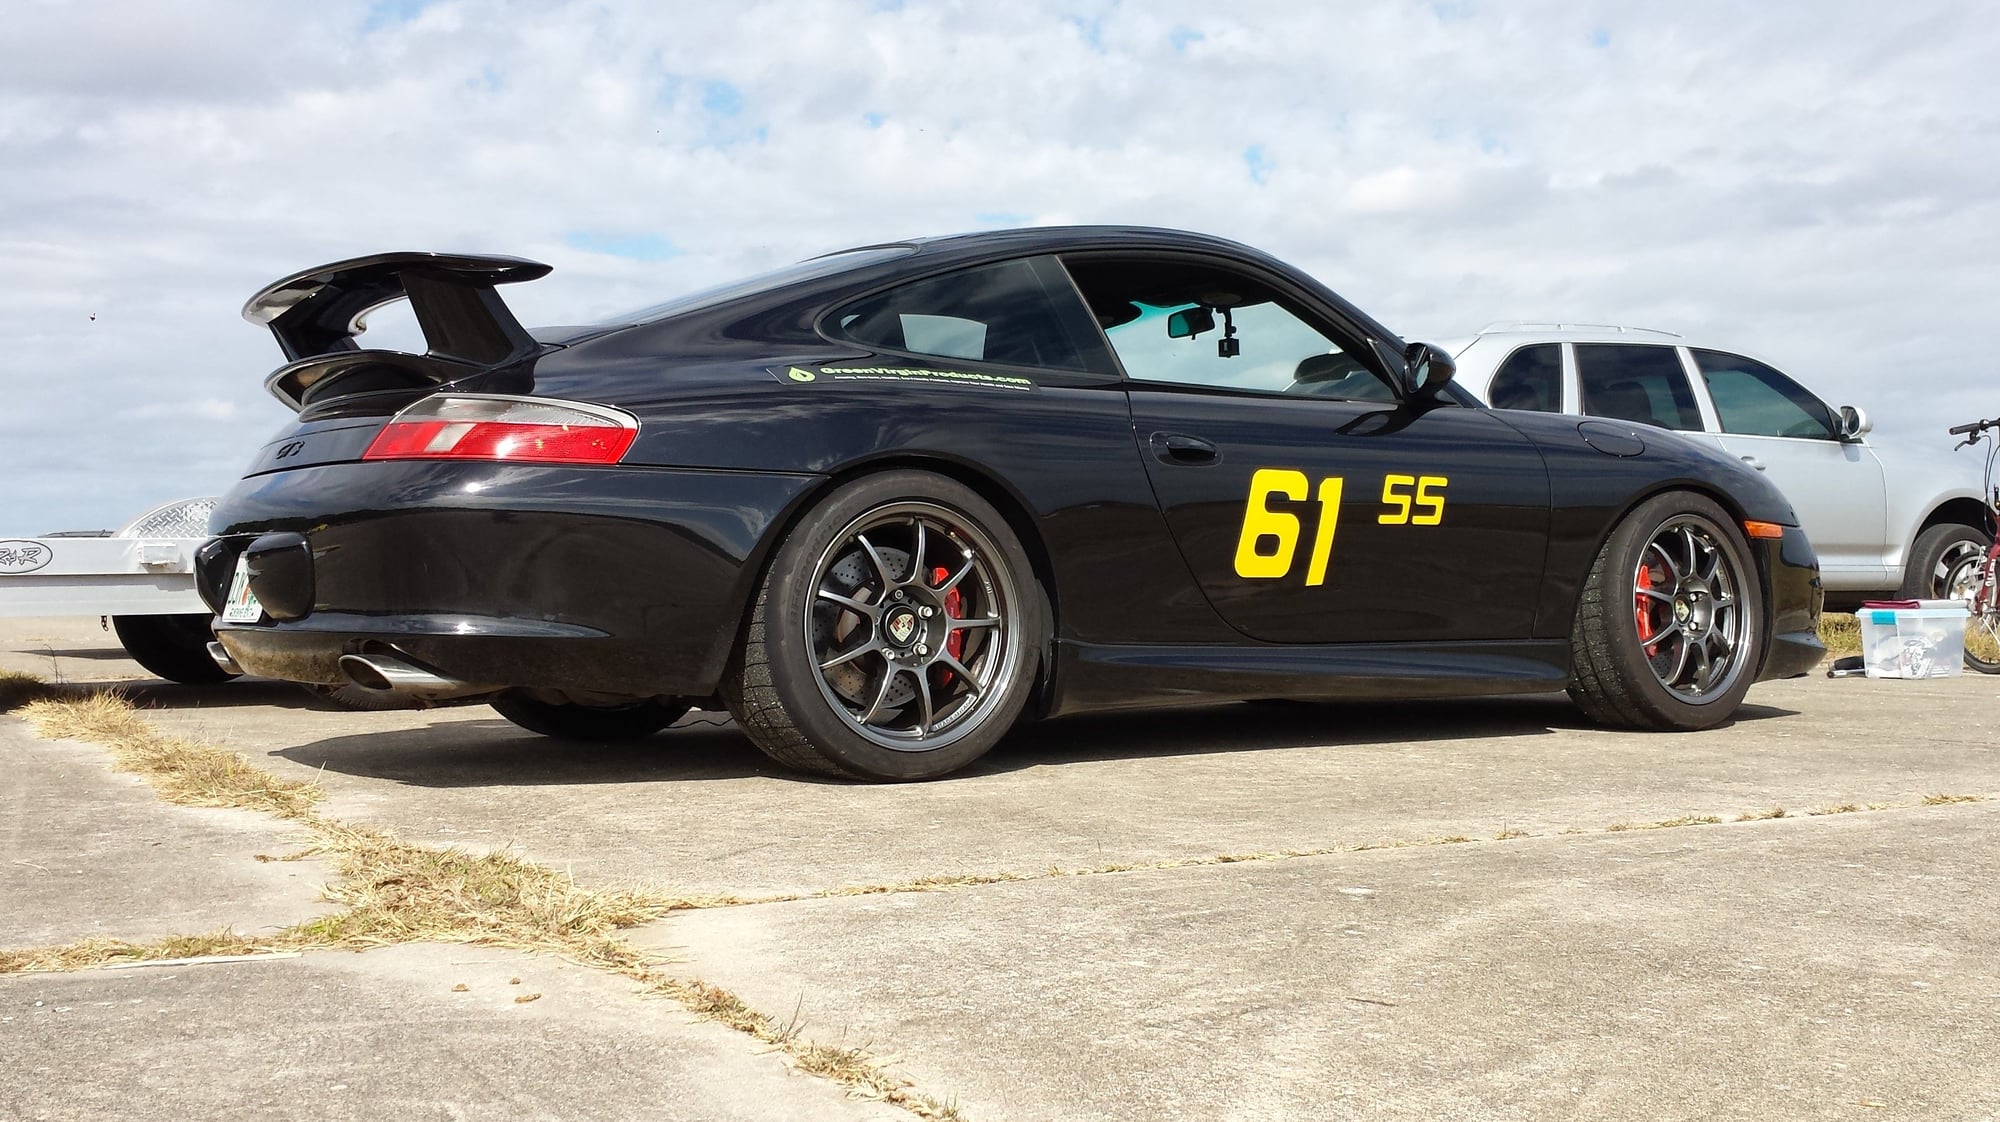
[1633,516,1747,699]
[803,501,1022,752]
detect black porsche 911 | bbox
[198,227,1823,780]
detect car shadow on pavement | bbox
[31,646,144,662]
[267,696,1801,788]
[972,695,1799,776]
[117,679,327,712]
[274,715,782,787]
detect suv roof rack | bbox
[1475,321,1683,338]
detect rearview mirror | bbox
[1838,404,1871,440]
[1167,306,1214,339]
[1403,341,1456,398]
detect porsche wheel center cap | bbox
[885,608,921,647]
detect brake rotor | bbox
[816,544,916,707]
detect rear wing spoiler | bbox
[243,252,551,411]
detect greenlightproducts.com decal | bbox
[768,364,1035,392]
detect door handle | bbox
[1150,431,1220,465]
[1739,455,1766,471]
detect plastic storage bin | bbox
[1858,600,1966,679]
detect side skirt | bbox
[1043,638,1572,719]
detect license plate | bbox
[222,555,264,623]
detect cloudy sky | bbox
[3,0,1995,534]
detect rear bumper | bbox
[199,459,821,698]
[1755,525,1825,681]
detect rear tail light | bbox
[362,394,638,465]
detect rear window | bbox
[829,257,1105,372]
[611,246,916,324]
[1575,344,1702,431]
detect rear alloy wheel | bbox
[1567,493,1764,730]
[723,471,1041,781]
[489,694,689,740]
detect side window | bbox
[1061,256,1394,401]
[830,257,1104,372]
[1574,344,1702,431]
[1486,344,1561,412]
[1692,350,1837,440]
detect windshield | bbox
[606,245,917,324]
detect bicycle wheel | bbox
[1943,549,2000,673]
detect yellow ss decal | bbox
[1378,474,1448,526]
[1233,470,1447,583]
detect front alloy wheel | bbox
[1568,492,1764,730]
[1632,516,1748,700]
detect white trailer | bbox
[0,499,233,683]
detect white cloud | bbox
[1,0,1997,533]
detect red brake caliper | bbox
[1636,564,1657,653]
[932,566,963,685]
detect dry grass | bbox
[0,669,54,712]
[1736,806,1788,822]
[17,692,322,820]
[1605,815,1722,832]
[0,930,277,974]
[1922,793,1987,806]
[654,976,965,1120]
[1819,614,1862,658]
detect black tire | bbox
[1896,522,1991,600]
[721,470,1044,781]
[111,614,238,685]
[489,694,689,740]
[1567,493,1764,730]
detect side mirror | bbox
[1167,306,1214,339]
[1838,404,1871,440]
[1403,341,1457,398]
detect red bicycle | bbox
[1946,417,2000,672]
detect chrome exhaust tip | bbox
[207,642,244,676]
[338,651,490,701]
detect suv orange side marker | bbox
[1742,520,1786,540]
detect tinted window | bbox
[1062,256,1392,400]
[1575,344,1702,431]
[830,257,1102,372]
[1487,344,1561,412]
[1693,350,1837,440]
[614,246,915,323]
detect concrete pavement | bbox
[0,943,901,1122]
[642,804,2000,1120]
[5,614,1998,1119]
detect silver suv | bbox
[1441,323,1993,605]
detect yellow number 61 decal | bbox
[1233,470,1450,584]
[1379,474,1448,526]
[1233,469,1344,585]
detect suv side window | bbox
[1692,350,1838,440]
[1487,344,1561,412]
[830,257,1107,372]
[1060,255,1396,401]
[1574,344,1702,431]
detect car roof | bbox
[1457,322,1686,346]
[835,225,1281,269]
